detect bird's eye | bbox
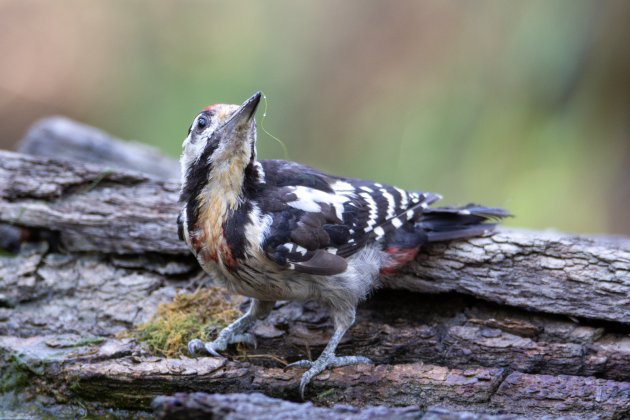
[197,116,208,129]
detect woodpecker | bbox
[179,92,509,398]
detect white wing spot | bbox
[360,186,373,193]
[392,217,403,228]
[406,209,415,219]
[287,186,349,219]
[374,226,385,237]
[331,180,355,193]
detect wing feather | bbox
[257,160,441,274]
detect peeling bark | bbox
[0,118,629,419]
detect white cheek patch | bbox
[181,135,208,169]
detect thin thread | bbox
[260,92,289,160]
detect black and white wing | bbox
[257,160,440,275]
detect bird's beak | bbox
[222,91,261,133]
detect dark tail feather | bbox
[418,204,511,242]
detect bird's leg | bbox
[285,307,372,399]
[188,298,275,357]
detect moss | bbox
[0,249,16,257]
[133,287,242,358]
[0,355,31,393]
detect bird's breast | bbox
[190,194,238,271]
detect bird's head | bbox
[180,92,261,206]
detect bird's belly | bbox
[231,259,314,302]
[196,246,382,305]
[193,252,297,301]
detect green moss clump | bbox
[133,288,242,358]
[0,355,31,393]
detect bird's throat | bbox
[191,160,246,269]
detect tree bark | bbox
[0,118,628,419]
[1,149,627,322]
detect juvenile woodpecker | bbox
[179,92,508,398]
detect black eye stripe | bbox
[206,142,219,158]
[204,135,220,157]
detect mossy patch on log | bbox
[132,288,242,357]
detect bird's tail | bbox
[417,204,511,242]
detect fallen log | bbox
[0,118,628,418]
[0,148,628,323]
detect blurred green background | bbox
[0,1,628,234]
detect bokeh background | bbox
[0,0,628,234]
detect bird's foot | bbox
[285,354,372,399]
[188,332,257,357]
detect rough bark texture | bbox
[1,150,628,322]
[0,118,628,419]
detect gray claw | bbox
[284,360,313,371]
[188,338,226,358]
[290,354,373,399]
[188,339,206,356]
[204,342,223,357]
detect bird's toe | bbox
[187,339,206,356]
[284,359,314,371]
